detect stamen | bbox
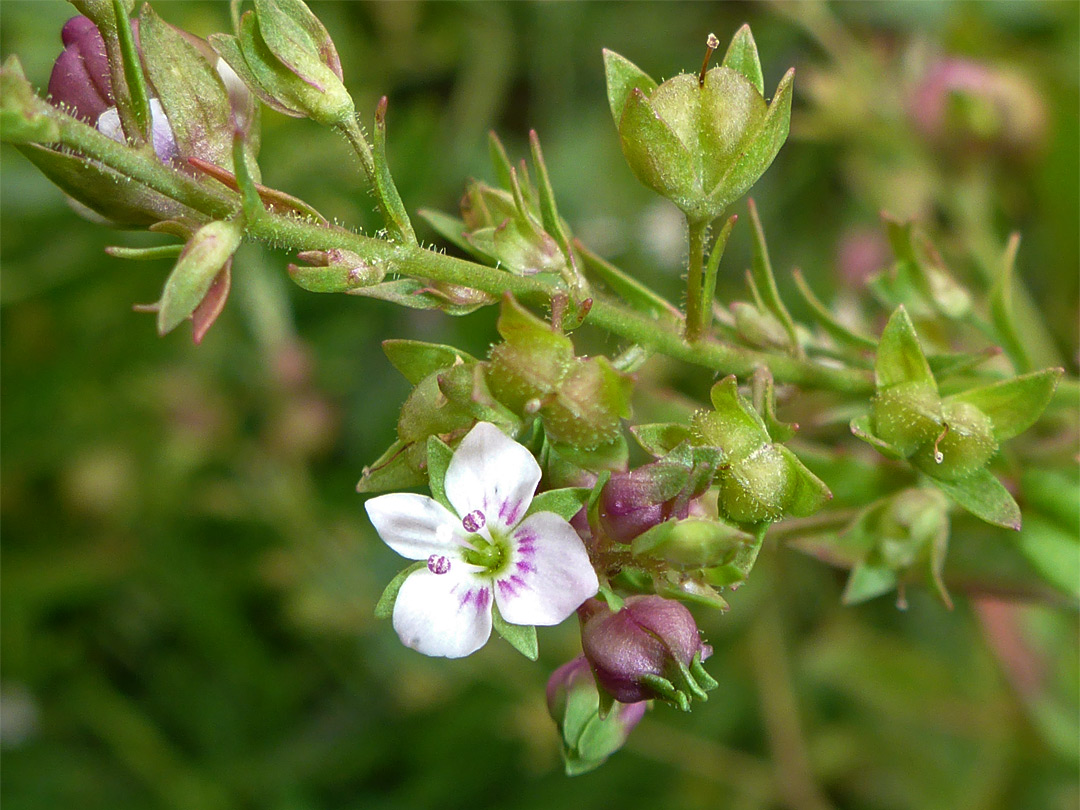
[427,554,451,575]
[462,509,486,533]
[698,33,720,87]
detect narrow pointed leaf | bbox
[842,562,898,605]
[931,468,1021,530]
[526,487,590,521]
[602,49,657,123]
[491,605,538,660]
[528,130,570,247]
[700,214,737,334]
[747,198,799,352]
[947,368,1062,442]
[706,67,793,213]
[374,562,425,618]
[875,306,936,390]
[417,209,475,255]
[990,233,1032,371]
[373,97,416,243]
[575,240,681,322]
[488,131,515,191]
[382,339,476,385]
[792,268,877,351]
[721,24,764,95]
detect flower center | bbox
[461,529,512,576]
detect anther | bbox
[462,509,486,533]
[427,554,451,575]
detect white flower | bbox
[365,422,599,658]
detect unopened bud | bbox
[598,460,694,544]
[579,596,716,710]
[546,656,646,776]
[289,249,384,293]
[157,220,243,336]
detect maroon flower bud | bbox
[48,16,114,124]
[546,656,646,775]
[598,461,698,544]
[578,596,717,710]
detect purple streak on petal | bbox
[515,560,534,575]
[476,588,491,611]
[499,498,524,526]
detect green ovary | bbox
[912,401,997,481]
[870,381,943,457]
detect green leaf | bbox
[113,0,152,139]
[842,562,898,605]
[374,561,424,619]
[382,340,476,385]
[931,468,1021,530]
[526,487,590,521]
[700,214,738,334]
[356,439,426,493]
[791,268,877,352]
[140,4,233,169]
[426,436,454,511]
[372,97,416,244]
[948,368,1062,442]
[528,130,571,248]
[602,49,657,123]
[746,199,799,352]
[875,306,936,390]
[777,445,833,517]
[721,24,764,95]
[630,423,692,458]
[575,241,681,323]
[705,67,793,215]
[491,605,538,660]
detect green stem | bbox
[684,217,710,343]
[41,112,875,394]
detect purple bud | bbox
[598,461,697,544]
[48,16,114,124]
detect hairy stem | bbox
[684,217,710,343]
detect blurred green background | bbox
[2,2,1077,809]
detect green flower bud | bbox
[539,357,632,450]
[486,296,575,414]
[156,220,243,336]
[604,27,793,223]
[912,400,998,481]
[288,248,384,293]
[870,380,943,458]
[719,443,793,523]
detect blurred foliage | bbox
[1,2,1077,809]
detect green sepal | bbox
[927,349,998,378]
[776,445,833,517]
[570,715,628,776]
[158,220,243,336]
[497,295,574,355]
[842,562,899,605]
[931,468,1021,530]
[704,524,767,586]
[437,363,522,433]
[947,368,1062,442]
[374,561,425,619]
[618,87,697,205]
[139,4,233,169]
[425,436,454,511]
[348,278,491,316]
[753,367,797,443]
[746,198,798,353]
[0,57,60,145]
[595,685,616,721]
[528,130,571,249]
[695,376,770,460]
[631,517,752,570]
[721,24,764,96]
[491,604,538,660]
[639,673,689,712]
[356,439,426,493]
[849,415,905,460]
[791,268,877,352]
[875,306,936,390]
[526,487,590,521]
[209,31,296,118]
[253,0,343,88]
[655,576,730,612]
[597,582,624,612]
[382,340,476,385]
[704,68,793,216]
[630,423,693,458]
[487,131,515,191]
[602,48,657,124]
[550,435,629,473]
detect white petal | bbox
[493,511,599,626]
[365,493,466,560]
[444,422,540,531]
[392,567,493,658]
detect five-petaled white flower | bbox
[365,422,599,658]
